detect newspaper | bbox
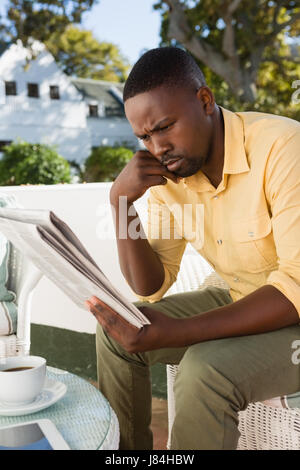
[0,208,150,329]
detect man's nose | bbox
[151,136,172,160]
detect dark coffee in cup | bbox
[0,356,46,405]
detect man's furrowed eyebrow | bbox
[135,131,148,139]
[150,118,171,133]
[135,118,172,139]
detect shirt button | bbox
[248,231,254,237]
[234,277,240,282]
[217,239,223,245]
[213,195,218,199]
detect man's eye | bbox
[160,123,173,132]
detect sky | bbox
[82,0,162,65]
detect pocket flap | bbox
[232,213,272,242]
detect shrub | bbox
[0,141,71,186]
[82,145,133,182]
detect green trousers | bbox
[96,287,300,450]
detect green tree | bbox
[82,145,133,182]
[0,141,71,185]
[46,26,129,81]
[154,0,300,111]
[0,0,98,45]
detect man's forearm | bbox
[111,199,165,296]
[178,285,299,347]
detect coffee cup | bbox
[0,356,46,406]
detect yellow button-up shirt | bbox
[134,106,300,317]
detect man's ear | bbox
[196,86,215,115]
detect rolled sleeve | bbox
[132,187,187,303]
[265,131,300,317]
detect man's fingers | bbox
[156,167,180,184]
[136,154,181,184]
[141,164,181,184]
[87,297,122,330]
[89,296,116,315]
[88,298,112,319]
[85,300,102,318]
[85,300,93,311]
[90,295,106,308]
[86,302,115,336]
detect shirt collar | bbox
[183,106,250,194]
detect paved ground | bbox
[151,397,169,450]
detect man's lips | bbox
[164,158,183,172]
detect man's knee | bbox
[174,343,246,411]
[96,321,152,368]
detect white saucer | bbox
[0,378,67,416]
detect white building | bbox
[0,40,138,163]
[72,77,137,151]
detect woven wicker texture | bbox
[166,247,300,450]
[0,366,120,450]
[238,402,300,450]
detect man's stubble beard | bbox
[174,155,206,178]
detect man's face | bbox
[124,85,215,178]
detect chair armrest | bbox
[16,263,43,355]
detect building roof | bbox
[71,77,125,116]
[0,41,126,117]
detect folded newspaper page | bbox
[0,208,150,329]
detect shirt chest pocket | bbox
[231,213,278,273]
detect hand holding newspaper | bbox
[0,208,150,329]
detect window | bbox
[105,106,125,117]
[27,83,39,98]
[49,85,60,100]
[89,104,99,117]
[5,81,17,96]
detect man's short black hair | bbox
[123,47,206,102]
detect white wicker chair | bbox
[0,244,42,360]
[166,245,300,450]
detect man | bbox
[85,47,300,450]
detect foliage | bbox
[0,0,98,45]
[82,145,134,182]
[46,26,129,81]
[153,0,300,117]
[191,43,300,121]
[0,141,71,185]
[0,2,129,81]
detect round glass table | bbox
[0,367,119,450]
